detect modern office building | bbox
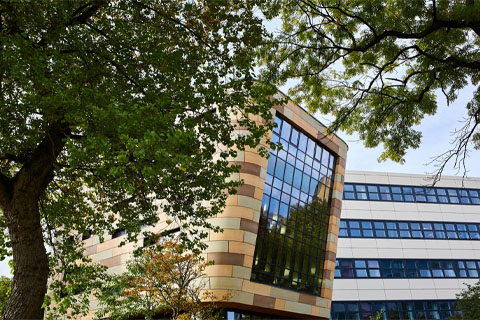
[332,170,480,320]
[80,97,348,319]
[78,97,480,320]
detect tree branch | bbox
[68,0,108,26]
[13,122,71,199]
[0,172,12,210]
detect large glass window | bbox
[335,258,480,279]
[339,219,480,240]
[332,300,458,320]
[251,116,335,295]
[343,182,480,205]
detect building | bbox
[332,170,480,320]
[81,98,348,319]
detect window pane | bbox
[381,193,392,201]
[355,260,366,268]
[355,185,367,192]
[445,224,455,231]
[398,223,409,230]
[350,229,361,237]
[361,221,372,229]
[400,230,411,238]
[411,223,421,230]
[388,230,399,238]
[447,232,458,239]
[344,192,355,200]
[435,231,446,239]
[420,270,432,277]
[468,270,479,277]
[450,196,459,204]
[374,222,385,229]
[403,187,413,194]
[375,230,386,238]
[436,188,447,196]
[391,187,402,193]
[386,222,397,229]
[363,229,374,237]
[357,192,368,200]
[349,221,360,228]
[448,189,458,196]
[468,224,478,231]
[369,269,381,277]
[379,186,390,193]
[356,269,368,277]
[412,231,423,238]
[369,193,380,200]
[392,194,403,201]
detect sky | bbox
[305,83,480,178]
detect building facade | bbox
[80,98,348,319]
[332,170,480,320]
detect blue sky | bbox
[312,84,480,178]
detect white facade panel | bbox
[334,170,480,311]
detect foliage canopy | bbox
[259,0,480,179]
[0,0,275,318]
[451,281,480,320]
[96,237,226,320]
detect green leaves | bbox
[451,281,480,320]
[260,0,480,164]
[0,0,276,317]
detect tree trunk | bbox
[0,122,70,318]
[2,198,49,319]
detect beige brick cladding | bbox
[203,97,347,319]
[80,95,347,319]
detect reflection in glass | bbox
[251,116,335,295]
[344,182,480,205]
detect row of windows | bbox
[343,183,480,205]
[251,115,335,296]
[339,219,480,240]
[331,300,457,320]
[335,259,480,279]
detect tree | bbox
[0,277,12,317]
[370,309,384,320]
[451,281,480,320]
[259,0,480,180]
[0,1,276,318]
[95,237,227,320]
[0,261,13,317]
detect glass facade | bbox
[331,300,458,320]
[335,259,480,279]
[343,183,480,205]
[251,115,335,295]
[339,219,480,240]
